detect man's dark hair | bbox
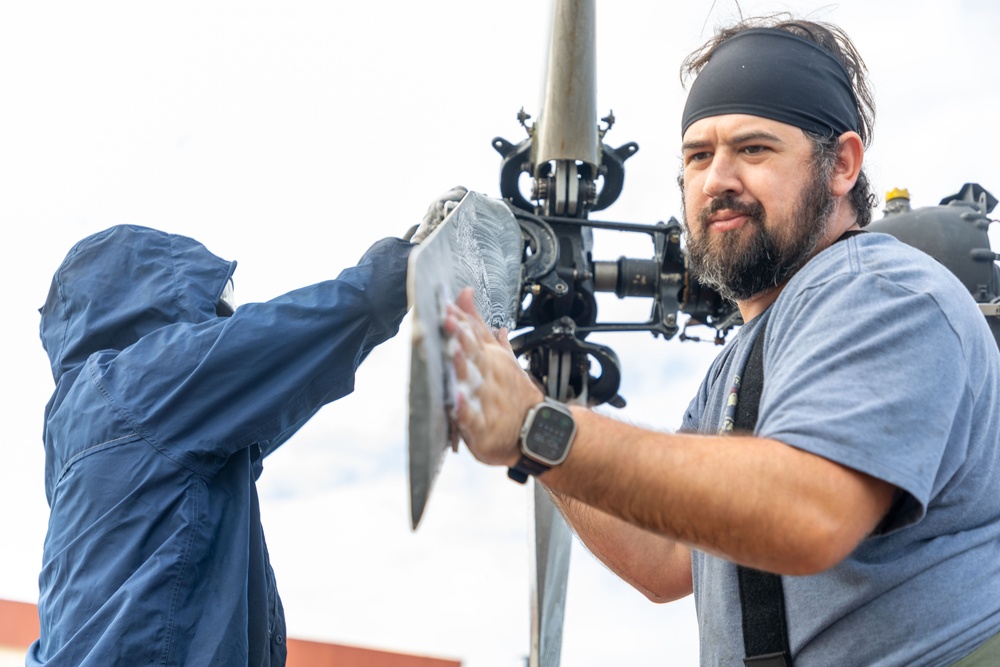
[681,16,878,226]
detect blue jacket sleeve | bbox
[90,237,413,478]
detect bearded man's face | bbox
[680,115,836,303]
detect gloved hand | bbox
[405,186,468,244]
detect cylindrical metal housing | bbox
[534,0,599,170]
[593,258,659,298]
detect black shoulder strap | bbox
[732,320,793,667]
[730,228,863,666]
[733,324,766,432]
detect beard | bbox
[682,165,836,303]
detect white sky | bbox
[1,2,998,666]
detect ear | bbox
[830,131,864,198]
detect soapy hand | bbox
[444,287,544,467]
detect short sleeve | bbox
[759,270,967,532]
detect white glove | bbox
[406,186,468,244]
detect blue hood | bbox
[39,225,236,382]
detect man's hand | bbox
[445,287,544,467]
[405,186,469,244]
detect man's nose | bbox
[703,155,743,200]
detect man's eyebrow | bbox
[681,139,712,153]
[729,130,784,145]
[681,130,785,153]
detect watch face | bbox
[524,405,575,465]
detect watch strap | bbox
[507,455,551,484]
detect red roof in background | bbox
[0,599,37,649]
[0,599,461,666]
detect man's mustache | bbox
[698,197,765,227]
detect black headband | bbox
[681,28,860,138]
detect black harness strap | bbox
[732,320,792,667]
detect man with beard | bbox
[444,17,1000,667]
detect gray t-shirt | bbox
[681,232,1000,666]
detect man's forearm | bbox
[542,407,896,576]
[545,488,692,603]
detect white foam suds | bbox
[445,333,484,418]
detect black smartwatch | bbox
[508,398,577,484]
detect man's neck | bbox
[737,284,784,323]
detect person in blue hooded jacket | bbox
[31,189,465,666]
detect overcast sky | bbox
[1,2,998,666]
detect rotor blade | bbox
[406,192,522,529]
[529,479,573,667]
